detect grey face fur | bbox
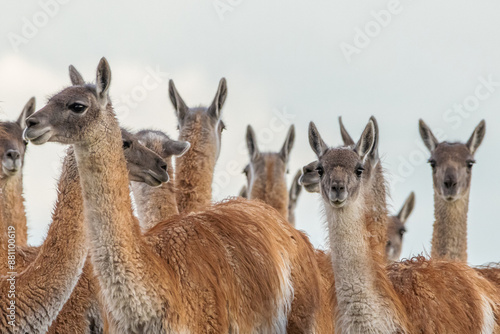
[419,119,485,202]
[308,119,376,209]
[386,192,415,262]
[24,58,169,187]
[0,97,35,178]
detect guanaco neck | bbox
[1,173,27,246]
[249,169,289,218]
[431,192,469,262]
[0,148,88,333]
[325,192,404,333]
[175,116,216,213]
[367,163,390,261]
[132,158,179,230]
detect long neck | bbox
[73,113,166,326]
[1,174,28,246]
[175,120,216,213]
[367,163,390,261]
[326,196,404,333]
[250,174,289,219]
[0,149,88,333]
[431,192,469,262]
[131,158,178,230]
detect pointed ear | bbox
[466,120,486,156]
[290,170,303,202]
[17,97,36,129]
[308,122,328,157]
[397,192,415,224]
[338,116,355,146]
[95,57,111,107]
[354,119,376,160]
[246,125,260,161]
[208,78,227,120]
[239,185,248,198]
[418,119,439,152]
[166,140,191,157]
[368,116,380,163]
[169,79,188,121]
[69,65,85,86]
[280,125,295,162]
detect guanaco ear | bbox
[246,125,260,161]
[368,116,380,164]
[466,120,486,156]
[169,79,188,121]
[419,119,439,152]
[290,170,303,202]
[239,185,248,198]
[308,122,328,157]
[397,192,415,224]
[69,65,85,86]
[165,140,191,157]
[207,78,227,120]
[17,97,36,129]
[95,57,111,107]
[354,119,376,160]
[280,125,295,162]
[338,116,355,146]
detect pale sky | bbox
[1,0,499,265]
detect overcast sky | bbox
[1,0,499,265]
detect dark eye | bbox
[466,160,475,169]
[123,140,131,149]
[428,159,436,169]
[315,165,324,177]
[69,103,87,113]
[355,167,364,177]
[399,228,406,238]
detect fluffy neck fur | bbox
[325,190,404,333]
[0,148,88,333]
[131,158,178,230]
[1,173,27,246]
[431,192,469,262]
[175,116,216,213]
[73,108,170,331]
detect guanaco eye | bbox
[122,140,131,149]
[220,122,226,132]
[399,228,406,238]
[68,103,87,113]
[355,167,364,177]
[466,160,475,169]
[428,159,436,169]
[315,165,324,177]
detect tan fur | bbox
[0,148,88,333]
[25,59,321,333]
[309,119,500,333]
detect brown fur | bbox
[171,79,227,214]
[0,98,36,247]
[131,129,189,229]
[419,119,486,262]
[386,192,415,262]
[0,148,88,333]
[309,119,500,333]
[25,59,321,333]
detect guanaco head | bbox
[0,97,35,178]
[288,169,303,226]
[169,78,227,160]
[386,192,415,262]
[134,129,190,160]
[24,58,170,186]
[244,125,295,204]
[308,118,376,209]
[419,119,485,202]
[121,129,171,187]
[299,161,320,193]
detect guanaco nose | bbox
[329,181,347,203]
[443,174,457,190]
[26,116,40,128]
[3,149,21,171]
